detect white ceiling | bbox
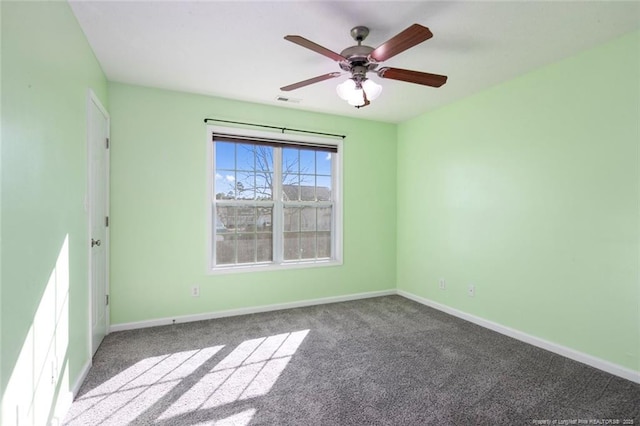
[69,1,640,123]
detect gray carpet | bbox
[64,296,640,425]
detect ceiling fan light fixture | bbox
[347,88,366,106]
[337,78,382,107]
[362,79,382,100]
[282,24,447,108]
[336,78,357,100]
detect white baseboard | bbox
[54,359,91,425]
[72,359,92,397]
[109,289,396,333]
[107,287,638,383]
[397,289,640,384]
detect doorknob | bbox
[91,238,101,247]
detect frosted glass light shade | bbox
[337,78,382,106]
[362,79,382,100]
[336,79,357,100]
[347,89,365,106]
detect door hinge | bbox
[105,216,109,227]
[106,295,109,306]
[106,137,110,149]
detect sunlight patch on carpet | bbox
[64,346,224,425]
[190,408,257,426]
[158,329,309,422]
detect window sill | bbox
[208,259,343,275]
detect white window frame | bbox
[206,125,343,274]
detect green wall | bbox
[397,30,640,372]
[108,83,397,325]
[1,4,637,425]
[1,1,108,424]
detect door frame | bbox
[87,89,110,356]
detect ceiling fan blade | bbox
[284,35,346,62]
[280,72,342,91]
[369,24,433,62]
[378,67,448,87]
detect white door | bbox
[88,91,110,355]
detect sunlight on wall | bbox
[2,235,70,426]
[64,329,309,425]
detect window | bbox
[208,126,342,272]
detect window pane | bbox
[284,232,300,260]
[257,233,272,262]
[215,170,237,200]
[299,149,315,174]
[255,174,272,200]
[300,232,316,259]
[215,207,272,265]
[214,142,236,170]
[216,236,235,265]
[299,179,315,201]
[282,207,331,261]
[234,172,254,200]
[254,145,273,172]
[300,207,316,232]
[237,207,255,231]
[257,207,273,232]
[237,234,256,263]
[215,142,235,170]
[299,173,314,187]
[236,207,256,263]
[317,232,331,258]
[284,207,300,232]
[316,176,332,201]
[215,205,235,265]
[282,171,299,201]
[317,207,332,231]
[216,206,236,230]
[283,148,299,174]
[236,144,256,171]
[316,151,332,175]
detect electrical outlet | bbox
[468,284,475,297]
[191,285,200,297]
[439,278,446,290]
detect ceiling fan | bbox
[280,24,448,108]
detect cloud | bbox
[325,153,331,161]
[225,175,235,182]
[215,173,222,180]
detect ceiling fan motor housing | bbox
[339,26,379,74]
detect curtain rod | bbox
[203,118,345,139]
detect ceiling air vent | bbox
[275,96,302,104]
